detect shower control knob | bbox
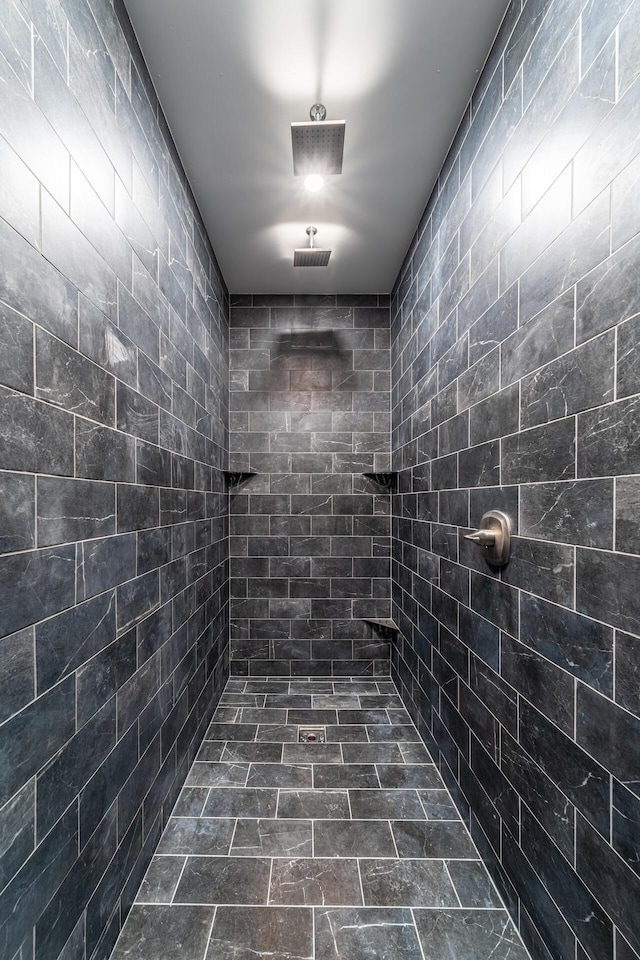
[464,510,511,567]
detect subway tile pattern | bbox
[228,295,392,676]
[390,2,640,960]
[0,1,229,958]
[111,676,529,960]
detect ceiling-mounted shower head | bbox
[291,103,345,176]
[293,226,331,267]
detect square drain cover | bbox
[299,726,325,743]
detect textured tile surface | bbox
[111,676,526,959]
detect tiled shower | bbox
[0,0,639,959]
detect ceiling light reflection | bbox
[305,174,325,192]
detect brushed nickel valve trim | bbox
[464,510,512,567]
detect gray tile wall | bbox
[0,1,229,958]
[389,1,640,959]
[228,294,392,676]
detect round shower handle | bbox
[464,510,511,567]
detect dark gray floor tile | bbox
[314,907,423,960]
[256,724,299,742]
[376,764,442,788]
[240,707,288,724]
[247,763,313,788]
[314,820,396,858]
[245,681,290,693]
[447,860,503,907]
[196,741,226,761]
[269,858,362,905]
[289,682,333,694]
[313,764,379,789]
[265,694,312,708]
[360,695,405,709]
[288,709,338,724]
[418,790,461,820]
[231,819,313,857]
[174,857,271,905]
[386,709,412,724]
[339,709,389,724]
[414,909,529,959]
[156,818,235,855]
[186,762,249,787]
[206,723,257,742]
[277,790,350,820]
[111,904,214,960]
[349,789,426,820]
[283,742,343,764]
[399,742,433,763]
[367,725,420,742]
[222,742,283,763]
[136,856,185,904]
[213,707,240,723]
[342,743,404,763]
[202,787,278,819]
[360,859,459,907]
[312,694,361,708]
[392,821,477,859]
[172,786,208,817]
[325,725,369,742]
[207,906,313,960]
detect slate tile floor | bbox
[111,677,530,960]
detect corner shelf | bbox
[224,470,256,487]
[362,617,400,633]
[362,472,397,490]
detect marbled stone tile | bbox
[269,858,362,906]
[367,724,421,742]
[136,856,186,904]
[348,789,426,821]
[174,857,272,906]
[186,762,249,788]
[156,818,235,856]
[447,860,503,907]
[221,742,282,763]
[276,790,350,820]
[0,302,34,395]
[0,627,34,725]
[392,820,477,859]
[283,743,343,764]
[111,905,214,960]
[313,763,379,789]
[202,788,278,820]
[414,909,529,960]
[360,859,458,907]
[314,819,396,858]
[207,906,313,960]
[314,907,423,960]
[231,819,312,858]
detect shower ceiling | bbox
[122,0,510,294]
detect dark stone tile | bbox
[314,819,396,858]
[576,222,640,343]
[392,820,477,859]
[0,302,33,394]
[613,780,640,880]
[360,858,458,907]
[414,909,529,959]
[36,329,115,425]
[576,547,640,634]
[502,417,576,484]
[174,857,271,905]
[269,858,362,906]
[615,629,640,715]
[0,472,34,555]
[156,818,234,856]
[577,682,640,798]
[502,537,574,607]
[276,790,350,820]
[0,386,74,476]
[314,907,422,960]
[0,544,75,639]
[521,479,613,549]
[0,779,34,892]
[231,819,312,857]
[76,533,136,601]
[187,762,249,788]
[202,787,278,819]
[348,789,426,820]
[136,856,185,904]
[447,860,503,908]
[75,418,136,482]
[578,396,640,479]
[520,593,613,696]
[313,764,379,789]
[208,906,313,960]
[501,291,574,386]
[36,476,115,546]
[418,791,460,820]
[111,904,214,960]
[247,763,312,789]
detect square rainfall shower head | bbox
[291,120,345,175]
[293,247,331,267]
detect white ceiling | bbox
[123,0,510,294]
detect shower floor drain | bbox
[298,726,325,743]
